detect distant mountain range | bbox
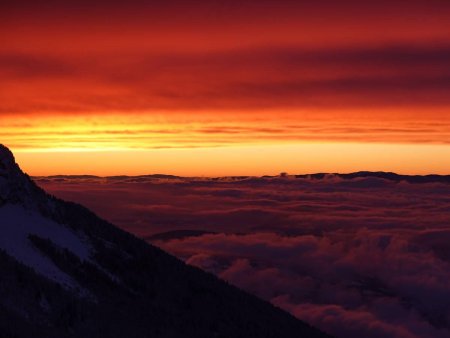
[294,171,450,184]
[0,144,332,338]
[35,171,450,184]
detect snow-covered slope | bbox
[0,204,90,290]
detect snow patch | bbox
[0,204,91,292]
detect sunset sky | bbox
[1,0,449,175]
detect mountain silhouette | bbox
[0,144,332,338]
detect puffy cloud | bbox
[272,301,440,338]
[162,230,450,338]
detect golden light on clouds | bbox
[3,111,449,151]
[2,110,449,175]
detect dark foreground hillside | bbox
[0,144,332,338]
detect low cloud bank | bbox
[37,175,450,338]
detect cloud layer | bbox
[2,1,450,113]
[36,174,450,338]
[1,44,450,113]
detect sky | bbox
[1,0,450,175]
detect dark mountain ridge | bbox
[34,171,450,184]
[0,144,332,338]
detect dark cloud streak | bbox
[1,44,450,112]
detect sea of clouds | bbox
[37,174,450,338]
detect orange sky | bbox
[1,0,450,175]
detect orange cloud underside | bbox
[2,111,449,150]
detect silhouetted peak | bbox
[0,144,43,208]
[0,144,17,175]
